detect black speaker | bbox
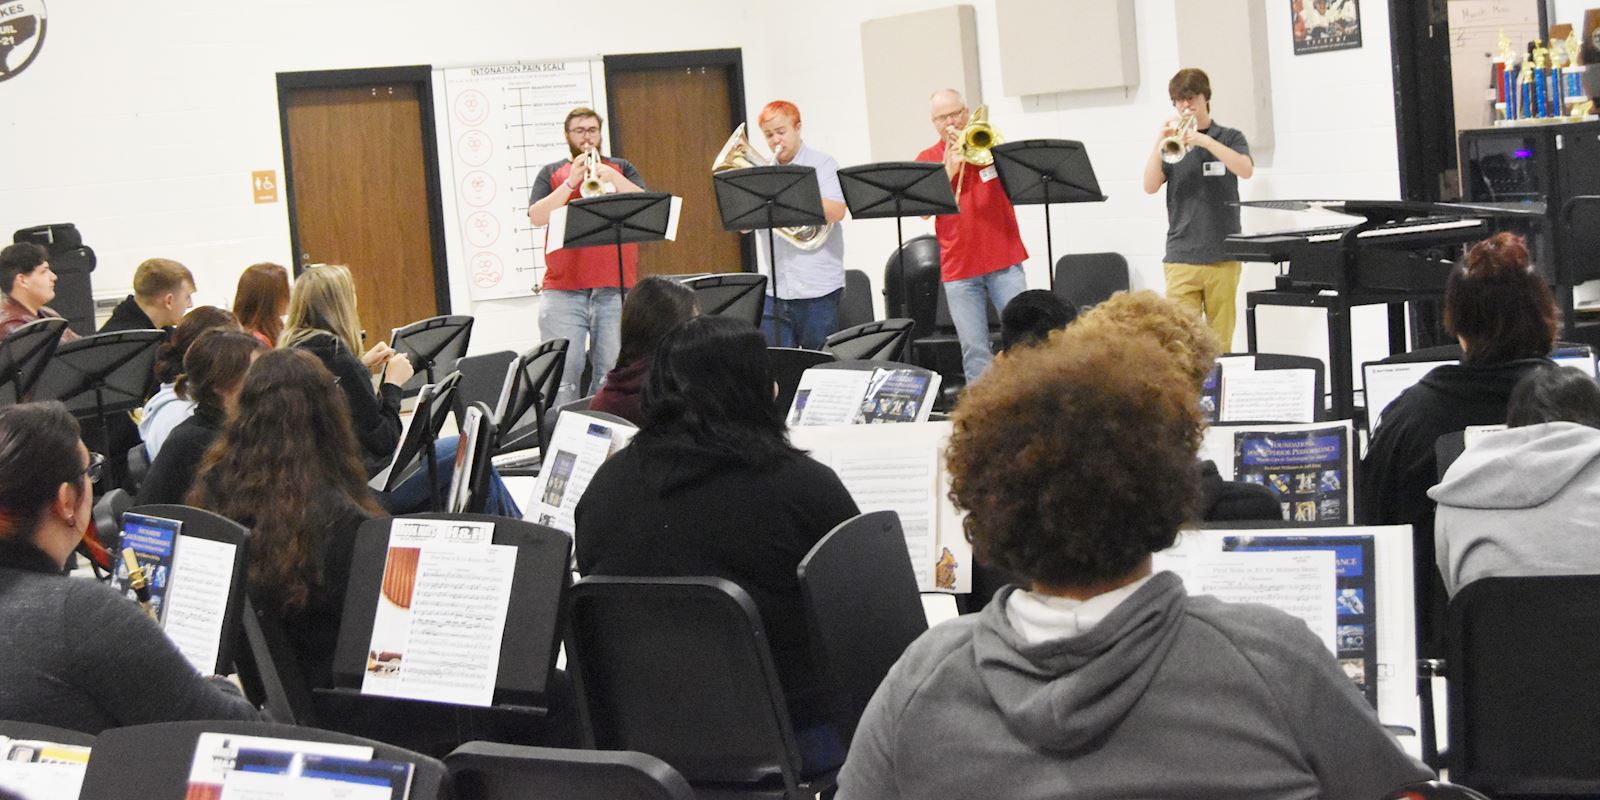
[13,223,96,337]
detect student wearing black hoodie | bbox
[575,315,859,773]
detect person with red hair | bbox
[754,100,848,349]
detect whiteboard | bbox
[1448,0,1541,133]
[440,60,608,301]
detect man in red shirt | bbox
[528,106,648,404]
[0,243,80,342]
[915,89,1030,384]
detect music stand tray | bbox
[31,330,165,445]
[712,165,828,342]
[991,140,1107,289]
[550,191,679,304]
[0,317,69,405]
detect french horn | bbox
[711,124,833,252]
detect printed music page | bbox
[1220,368,1316,423]
[526,413,636,533]
[162,535,238,675]
[788,369,873,426]
[832,447,940,588]
[1182,550,1337,654]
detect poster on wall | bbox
[0,0,47,82]
[441,60,607,302]
[1292,0,1362,55]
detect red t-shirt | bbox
[541,160,641,291]
[915,142,1029,282]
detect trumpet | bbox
[578,148,606,197]
[1160,112,1196,164]
[711,124,834,251]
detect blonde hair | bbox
[133,258,195,301]
[281,264,363,355]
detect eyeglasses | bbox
[932,109,968,125]
[568,125,601,136]
[83,452,106,484]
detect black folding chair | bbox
[835,268,876,331]
[567,576,837,799]
[236,591,320,727]
[683,273,768,328]
[390,314,474,394]
[768,347,836,415]
[823,318,914,362]
[0,720,95,747]
[0,317,69,405]
[1052,251,1129,312]
[446,742,695,800]
[797,511,928,744]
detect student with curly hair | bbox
[836,325,1430,799]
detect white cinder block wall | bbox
[2,0,1436,377]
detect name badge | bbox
[1203,161,1227,177]
[979,165,999,182]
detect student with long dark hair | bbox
[140,330,265,505]
[588,276,698,424]
[139,306,240,460]
[0,402,259,733]
[575,315,860,773]
[189,349,385,688]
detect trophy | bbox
[1519,52,1536,120]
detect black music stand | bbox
[711,165,827,344]
[838,162,959,294]
[0,317,69,405]
[991,140,1107,291]
[373,372,460,513]
[31,330,164,454]
[556,192,677,305]
[390,315,474,395]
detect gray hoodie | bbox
[1428,421,1600,597]
[836,572,1430,799]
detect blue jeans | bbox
[379,435,523,518]
[762,289,842,350]
[539,288,622,406]
[944,263,1028,383]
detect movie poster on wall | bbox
[442,60,607,302]
[1292,0,1362,55]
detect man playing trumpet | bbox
[916,89,1028,385]
[528,106,647,405]
[1143,68,1253,348]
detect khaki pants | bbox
[1163,260,1243,349]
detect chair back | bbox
[883,235,941,340]
[824,318,914,362]
[391,314,474,393]
[682,273,767,328]
[1052,252,1129,311]
[236,592,319,726]
[0,317,69,405]
[125,504,251,677]
[446,742,695,800]
[837,269,876,330]
[1446,574,1600,795]
[797,511,928,744]
[768,347,837,414]
[566,576,806,789]
[1435,430,1468,481]
[497,339,568,455]
[451,349,517,428]
[539,394,593,457]
[0,720,95,747]
[77,721,448,799]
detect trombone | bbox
[949,105,1003,198]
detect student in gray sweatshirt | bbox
[836,311,1431,800]
[1430,365,1600,597]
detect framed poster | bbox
[1292,0,1362,55]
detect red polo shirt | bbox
[915,142,1029,282]
[541,159,640,291]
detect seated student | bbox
[0,402,259,734]
[189,349,384,688]
[998,289,1076,353]
[140,330,264,506]
[100,257,196,333]
[1430,365,1600,596]
[139,306,240,460]
[575,315,861,773]
[0,242,79,342]
[588,276,698,425]
[232,262,290,348]
[835,327,1432,800]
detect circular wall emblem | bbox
[0,1,46,83]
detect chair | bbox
[391,314,474,395]
[123,443,150,495]
[0,720,95,747]
[1218,351,1328,422]
[768,347,836,415]
[496,339,568,456]
[1435,430,1468,481]
[126,504,251,677]
[683,273,768,328]
[446,742,696,800]
[835,269,876,331]
[77,721,449,799]
[451,349,518,428]
[1444,575,1600,797]
[0,317,69,405]
[797,511,928,744]
[539,394,593,461]
[84,487,132,577]
[823,318,914,362]
[1052,252,1129,312]
[236,591,320,726]
[567,576,837,799]
[884,234,997,391]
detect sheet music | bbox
[220,771,391,800]
[665,196,683,241]
[788,369,872,426]
[545,205,571,253]
[526,412,638,533]
[1169,550,1337,653]
[1220,368,1316,423]
[163,535,238,674]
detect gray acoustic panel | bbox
[1174,0,1274,153]
[861,5,982,162]
[996,0,1139,96]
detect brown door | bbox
[283,82,440,344]
[608,65,743,277]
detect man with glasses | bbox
[915,89,1028,385]
[528,107,647,405]
[1142,68,1254,349]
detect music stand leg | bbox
[1043,202,1055,293]
[423,424,443,512]
[1328,301,1355,420]
[613,225,628,306]
[766,225,782,346]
